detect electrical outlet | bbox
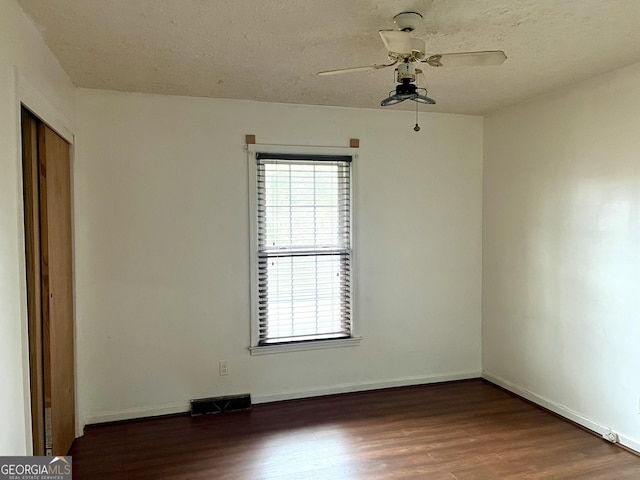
[219,360,229,376]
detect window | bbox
[249,148,358,353]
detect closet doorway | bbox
[21,107,75,456]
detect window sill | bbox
[249,336,363,356]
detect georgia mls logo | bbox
[0,456,72,480]
[49,456,71,472]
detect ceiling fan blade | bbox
[379,30,414,55]
[316,61,397,76]
[425,50,507,67]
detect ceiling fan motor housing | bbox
[396,62,417,82]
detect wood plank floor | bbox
[69,380,640,479]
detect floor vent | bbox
[190,394,252,416]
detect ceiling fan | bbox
[317,12,507,107]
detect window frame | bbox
[247,144,361,355]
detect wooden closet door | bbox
[22,110,45,455]
[38,122,75,455]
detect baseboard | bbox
[81,370,481,427]
[251,371,482,404]
[482,371,640,455]
[82,403,190,427]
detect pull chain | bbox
[414,100,421,132]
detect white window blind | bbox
[255,152,352,345]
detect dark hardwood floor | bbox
[69,380,640,479]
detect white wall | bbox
[0,0,76,455]
[74,89,483,426]
[483,61,640,451]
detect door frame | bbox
[15,69,78,453]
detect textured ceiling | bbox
[17,0,640,114]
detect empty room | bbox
[1,0,640,478]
